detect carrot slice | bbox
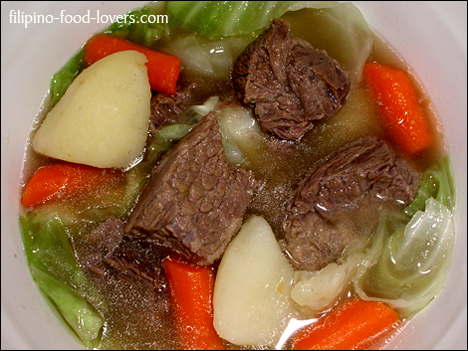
[292,299,399,350]
[363,62,432,156]
[163,258,225,350]
[21,162,121,208]
[84,34,180,95]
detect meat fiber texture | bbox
[283,137,421,271]
[125,112,257,265]
[232,18,351,140]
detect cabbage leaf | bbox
[353,198,455,318]
[167,1,296,39]
[165,35,253,80]
[216,103,266,166]
[291,252,365,316]
[352,156,456,318]
[30,265,103,347]
[19,213,104,348]
[405,156,456,217]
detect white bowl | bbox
[1,1,466,349]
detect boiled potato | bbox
[213,216,296,346]
[33,51,151,168]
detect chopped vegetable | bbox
[163,258,225,350]
[33,51,151,168]
[31,266,103,347]
[405,156,456,216]
[84,34,180,95]
[22,162,123,208]
[291,299,399,350]
[354,198,455,318]
[189,96,220,118]
[19,213,104,348]
[213,216,296,347]
[167,1,294,39]
[157,96,221,140]
[291,252,365,317]
[216,103,265,166]
[167,1,350,40]
[363,62,433,155]
[158,124,194,140]
[165,34,252,80]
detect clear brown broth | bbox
[20,6,449,350]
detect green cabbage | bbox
[158,124,195,140]
[19,213,104,348]
[30,266,103,347]
[354,197,455,318]
[165,34,253,80]
[405,156,456,217]
[157,96,220,141]
[167,1,295,39]
[352,157,456,318]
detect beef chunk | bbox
[150,83,198,127]
[79,216,124,277]
[125,112,257,265]
[148,83,199,136]
[232,18,350,140]
[79,216,165,289]
[283,137,421,271]
[104,237,167,291]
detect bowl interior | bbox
[1,1,466,349]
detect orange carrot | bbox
[363,62,432,156]
[163,258,225,350]
[292,299,399,350]
[84,35,180,95]
[21,162,121,208]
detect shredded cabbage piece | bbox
[157,96,220,141]
[158,124,194,140]
[215,103,265,166]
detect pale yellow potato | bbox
[213,216,296,347]
[33,51,151,168]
